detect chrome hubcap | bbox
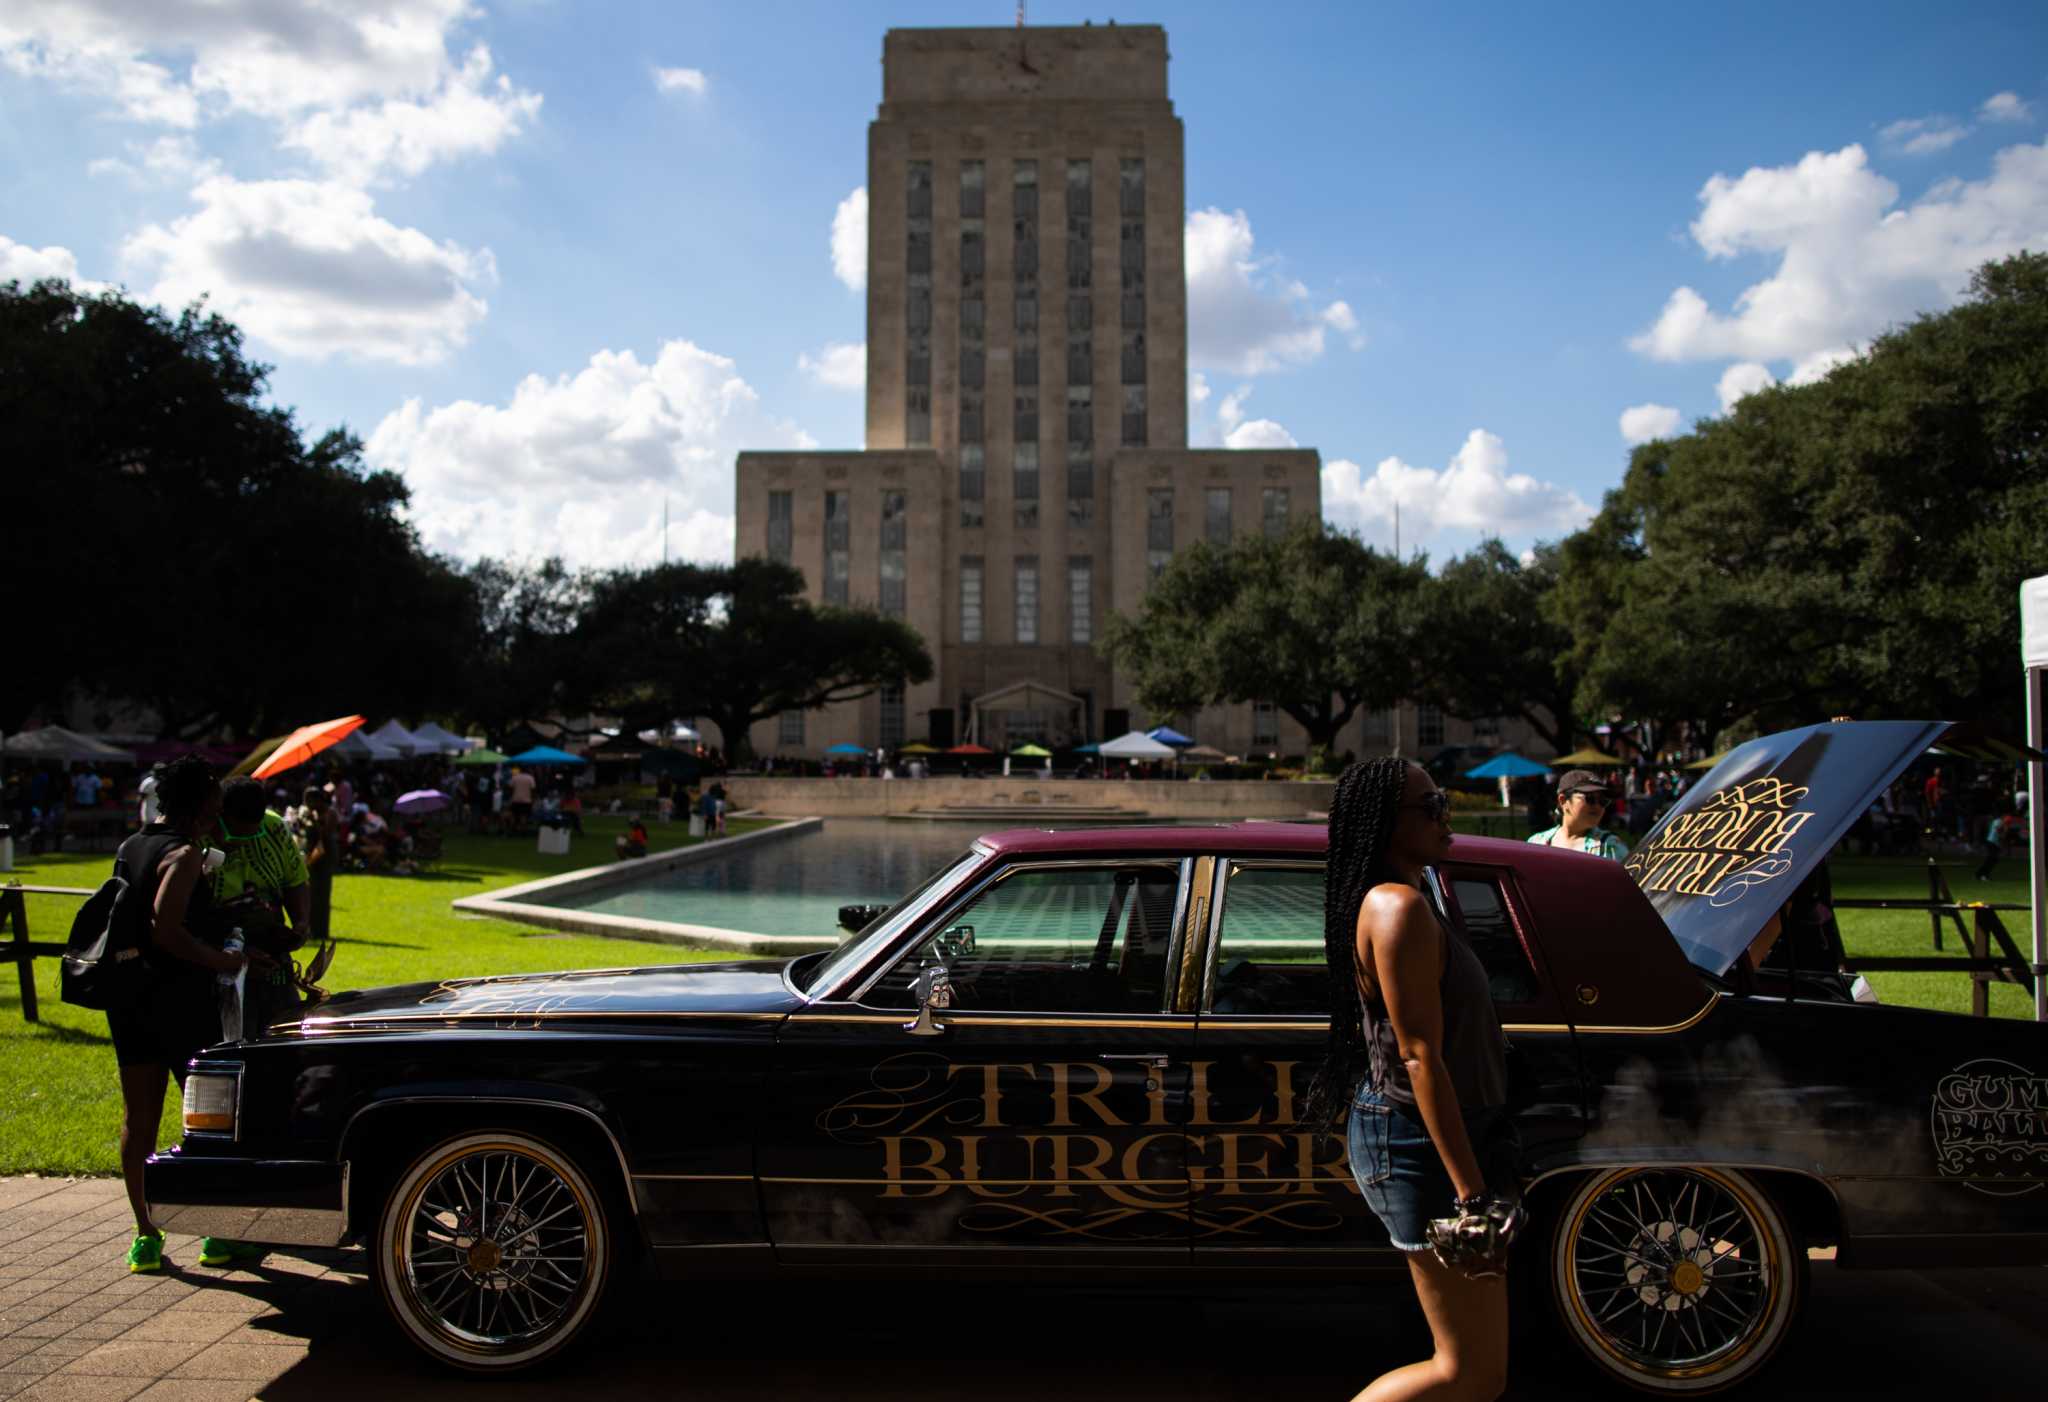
[402,1148,591,1348]
[1573,1171,1774,1372]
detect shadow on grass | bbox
[15,1018,113,1046]
[328,936,428,951]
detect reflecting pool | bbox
[530,819,993,938]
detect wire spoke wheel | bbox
[1552,1167,1803,1395]
[376,1132,612,1372]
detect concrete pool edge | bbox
[450,817,836,954]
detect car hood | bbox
[292,958,804,1030]
[1623,720,1948,977]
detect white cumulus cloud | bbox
[653,66,707,95]
[1186,207,1356,375]
[120,175,494,365]
[1618,403,1682,444]
[2,1,539,186]
[0,235,109,292]
[798,341,865,390]
[831,186,867,292]
[366,339,814,565]
[1321,430,1593,551]
[283,44,540,187]
[1630,139,2048,380]
[1716,361,1777,412]
[1980,91,2033,124]
[86,134,220,186]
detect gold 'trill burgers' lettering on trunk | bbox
[1625,776,1818,905]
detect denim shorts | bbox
[1347,1083,1514,1252]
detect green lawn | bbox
[1,817,2035,1176]
[0,813,770,1176]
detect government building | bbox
[735,25,1524,766]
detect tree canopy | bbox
[1099,524,1429,759]
[1556,251,2048,740]
[1,279,472,737]
[574,558,933,765]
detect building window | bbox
[1067,328,1092,385]
[1362,708,1390,742]
[766,490,793,564]
[824,490,850,605]
[1474,713,1502,742]
[879,489,906,618]
[1120,328,1146,384]
[906,161,932,449]
[1014,388,1038,447]
[1066,384,1092,444]
[1015,557,1039,645]
[1068,449,1094,528]
[778,710,805,747]
[1262,486,1290,538]
[880,685,905,748]
[960,556,983,643]
[959,443,984,529]
[1068,556,1093,645]
[1121,384,1146,446]
[1119,157,1145,216]
[1146,487,1174,579]
[1253,702,1279,747]
[1417,703,1445,748]
[959,159,984,218]
[1015,441,1039,529]
[1205,487,1232,546]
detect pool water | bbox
[534,819,993,937]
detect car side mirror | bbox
[903,964,955,1037]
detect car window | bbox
[867,864,1181,1014]
[1444,874,1539,1004]
[1206,864,1541,1014]
[1208,865,1326,1015]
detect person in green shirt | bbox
[1526,769,1630,860]
[212,777,311,1032]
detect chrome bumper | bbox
[144,1151,349,1248]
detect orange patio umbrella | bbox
[252,715,367,780]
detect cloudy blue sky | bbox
[6,1,2046,568]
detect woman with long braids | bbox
[1304,757,1518,1402]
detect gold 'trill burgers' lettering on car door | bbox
[818,1053,1356,1237]
[1623,777,1819,905]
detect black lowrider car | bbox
[147,721,2048,1392]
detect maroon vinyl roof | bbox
[977,823,1551,864]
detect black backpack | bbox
[60,832,175,1011]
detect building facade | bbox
[736,24,1320,758]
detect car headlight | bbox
[183,1073,238,1135]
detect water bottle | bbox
[218,930,246,1042]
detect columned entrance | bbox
[968,680,1089,750]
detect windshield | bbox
[795,847,987,994]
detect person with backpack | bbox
[95,756,271,1273]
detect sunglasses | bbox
[1568,792,1612,807]
[1400,791,1452,822]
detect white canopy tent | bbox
[0,726,137,764]
[368,720,421,756]
[1097,730,1177,760]
[332,730,404,762]
[409,721,474,755]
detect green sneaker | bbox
[126,1231,164,1273]
[197,1237,265,1267]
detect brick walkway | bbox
[4,1173,2046,1400]
[0,1177,350,1402]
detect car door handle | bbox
[1099,1053,1172,1069]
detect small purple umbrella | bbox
[394,788,451,816]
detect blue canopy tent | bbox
[824,742,868,756]
[1147,725,1193,747]
[507,744,587,766]
[1464,752,1552,780]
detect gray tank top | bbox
[1358,881,1508,1110]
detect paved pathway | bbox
[4,1176,2046,1400]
